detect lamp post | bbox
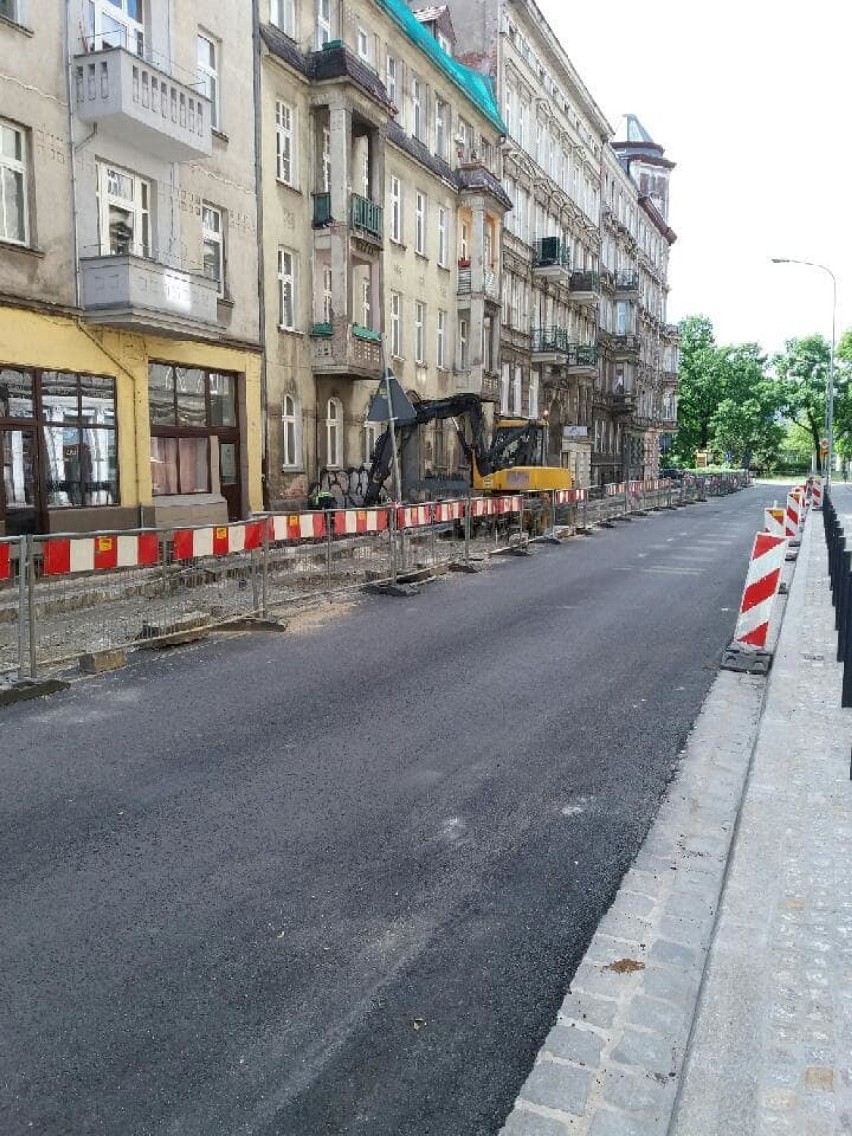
[771,257,837,485]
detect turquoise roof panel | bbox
[374,0,507,135]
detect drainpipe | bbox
[252,0,270,511]
[64,1,82,309]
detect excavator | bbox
[363,393,573,505]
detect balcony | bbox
[612,334,641,358]
[350,193,383,244]
[454,370,499,401]
[662,369,679,387]
[662,322,681,340]
[569,271,601,305]
[457,267,499,301]
[311,321,383,378]
[79,253,220,333]
[614,272,640,297]
[531,326,569,362]
[565,344,599,375]
[312,192,333,228]
[74,47,212,162]
[611,393,636,416]
[533,237,570,280]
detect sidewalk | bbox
[671,504,852,1134]
[501,503,852,1134]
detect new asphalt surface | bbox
[0,484,783,1135]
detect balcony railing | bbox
[611,393,636,415]
[566,344,599,369]
[79,253,220,332]
[454,370,499,401]
[312,192,332,228]
[569,271,601,298]
[612,334,641,354]
[350,193,383,242]
[457,267,498,299]
[614,273,640,292]
[74,46,211,161]
[311,321,383,376]
[533,237,570,271]
[531,327,570,355]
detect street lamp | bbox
[771,257,837,485]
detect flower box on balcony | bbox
[352,324,381,343]
[457,258,470,269]
[310,321,333,338]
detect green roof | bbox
[374,0,507,135]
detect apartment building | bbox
[611,115,679,480]
[442,0,679,487]
[0,0,263,538]
[258,0,509,508]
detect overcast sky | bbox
[535,0,851,357]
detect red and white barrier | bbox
[732,533,788,649]
[268,512,326,543]
[0,541,10,582]
[332,507,389,536]
[43,532,160,576]
[173,520,266,560]
[810,478,823,510]
[553,488,587,504]
[785,492,804,538]
[763,507,786,538]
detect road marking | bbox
[641,565,706,575]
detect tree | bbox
[671,315,723,463]
[773,336,832,472]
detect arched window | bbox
[500,363,510,414]
[512,366,522,415]
[326,397,342,468]
[282,393,300,468]
[528,372,539,420]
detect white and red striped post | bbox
[727,533,787,663]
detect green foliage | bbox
[773,333,852,469]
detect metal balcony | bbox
[312,192,332,228]
[74,47,211,162]
[612,334,641,357]
[454,370,499,401]
[350,193,383,243]
[611,393,636,416]
[531,327,569,361]
[457,267,499,300]
[614,272,640,295]
[566,344,599,374]
[533,237,570,279]
[311,321,383,377]
[79,253,220,333]
[569,271,601,304]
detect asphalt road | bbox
[0,484,783,1136]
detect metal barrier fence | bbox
[0,473,750,684]
[822,490,852,708]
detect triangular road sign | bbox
[366,370,417,424]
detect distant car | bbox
[660,467,685,480]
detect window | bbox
[410,77,422,140]
[458,318,468,370]
[529,372,539,419]
[325,397,342,467]
[197,33,220,131]
[456,118,470,161]
[437,309,447,368]
[317,0,332,48]
[322,265,333,322]
[356,27,370,63]
[518,99,528,148]
[435,99,447,159]
[436,30,451,56]
[1,369,118,521]
[386,56,398,110]
[362,421,377,466]
[513,366,522,414]
[415,191,426,255]
[360,277,370,327]
[270,0,294,36]
[0,0,20,24]
[390,291,402,357]
[389,175,402,242]
[321,125,331,192]
[437,206,448,267]
[148,364,239,498]
[86,0,144,54]
[483,314,493,373]
[415,301,426,364]
[459,220,469,261]
[201,203,224,296]
[97,163,150,257]
[500,363,510,414]
[277,248,295,329]
[0,120,28,246]
[275,100,294,185]
[281,393,300,468]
